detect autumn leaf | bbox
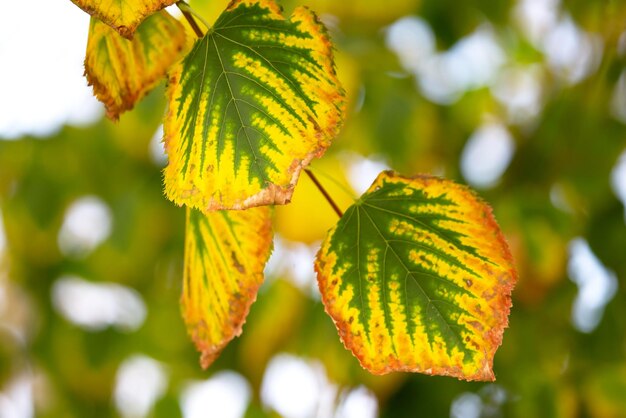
[315,171,517,381]
[84,11,186,120]
[182,206,273,368]
[70,0,176,39]
[163,0,345,211]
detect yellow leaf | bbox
[163,0,346,210]
[182,206,273,368]
[275,158,355,243]
[84,11,186,120]
[71,0,176,39]
[306,0,420,24]
[316,171,517,381]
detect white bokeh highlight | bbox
[0,0,102,139]
[265,236,319,297]
[164,4,183,19]
[387,18,505,104]
[334,386,378,418]
[180,371,251,418]
[568,238,618,333]
[450,392,482,418]
[114,355,168,418]
[387,0,604,112]
[422,26,505,104]
[492,65,544,125]
[513,0,560,47]
[611,149,626,222]
[0,374,33,418]
[450,384,509,418]
[385,17,435,74]
[52,275,147,332]
[0,208,6,254]
[442,26,506,89]
[543,16,603,84]
[261,354,335,418]
[343,153,390,196]
[149,125,168,167]
[58,196,112,258]
[514,0,603,85]
[461,121,515,189]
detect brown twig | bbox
[176,1,204,38]
[305,169,343,218]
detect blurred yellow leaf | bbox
[297,0,420,24]
[188,0,230,24]
[275,157,355,243]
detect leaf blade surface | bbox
[316,171,516,381]
[71,0,176,38]
[164,0,345,210]
[183,206,273,368]
[85,11,186,120]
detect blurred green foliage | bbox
[1,0,626,417]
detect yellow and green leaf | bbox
[182,206,273,368]
[315,171,517,381]
[84,11,186,120]
[70,0,176,39]
[164,0,346,211]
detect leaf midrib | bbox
[210,35,265,180]
[357,204,468,354]
[213,30,312,128]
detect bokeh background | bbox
[1,0,626,417]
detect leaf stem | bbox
[176,1,205,38]
[307,165,357,201]
[305,169,343,218]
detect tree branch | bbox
[176,1,204,38]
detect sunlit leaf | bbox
[182,206,273,368]
[84,11,186,120]
[315,171,516,381]
[70,0,176,39]
[164,0,345,211]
